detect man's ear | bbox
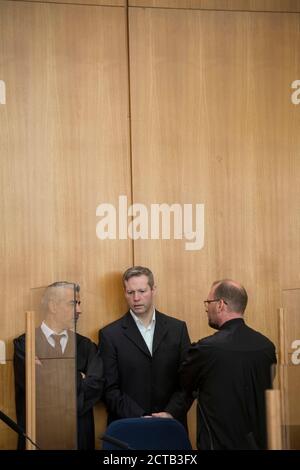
[48,299,57,314]
[151,285,157,295]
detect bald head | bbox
[212,279,248,314]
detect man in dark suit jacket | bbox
[98,266,191,427]
[14,281,104,450]
[180,279,277,450]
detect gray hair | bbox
[41,281,80,310]
[122,266,155,289]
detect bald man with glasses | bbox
[180,279,276,450]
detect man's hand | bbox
[35,356,42,366]
[151,412,173,419]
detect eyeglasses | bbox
[203,299,228,307]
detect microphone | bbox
[0,410,41,449]
[101,433,133,450]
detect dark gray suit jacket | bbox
[98,310,191,427]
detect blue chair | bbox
[101,417,192,450]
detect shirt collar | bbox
[219,317,245,330]
[41,321,68,341]
[130,308,156,328]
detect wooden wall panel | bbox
[0,1,131,448]
[281,290,300,356]
[129,0,300,12]
[129,7,300,344]
[7,0,125,6]
[129,6,300,446]
[0,362,16,448]
[279,291,300,447]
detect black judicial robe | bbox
[14,328,104,449]
[180,318,277,450]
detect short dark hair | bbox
[212,279,248,314]
[122,266,155,289]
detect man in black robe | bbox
[180,279,277,450]
[14,281,104,450]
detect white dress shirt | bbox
[41,321,68,353]
[130,309,156,355]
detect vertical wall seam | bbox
[124,0,135,265]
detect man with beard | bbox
[180,279,276,450]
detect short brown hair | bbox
[122,266,155,289]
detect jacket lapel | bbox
[152,311,168,355]
[122,311,152,358]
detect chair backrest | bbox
[102,417,192,450]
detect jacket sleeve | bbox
[98,329,145,418]
[164,321,194,420]
[77,340,105,416]
[179,341,205,396]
